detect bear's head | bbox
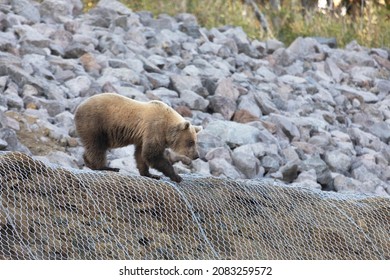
[168,121,202,161]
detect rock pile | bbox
[0,0,389,196]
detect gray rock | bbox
[214,78,240,102]
[190,158,211,176]
[281,146,300,162]
[256,66,277,81]
[199,42,221,55]
[308,132,331,149]
[14,25,51,49]
[233,143,267,159]
[204,120,260,148]
[11,0,40,23]
[64,42,90,59]
[336,85,379,103]
[170,75,204,96]
[196,130,228,159]
[208,95,236,120]
[180,90,209,111]
[294,169,322,190]
[265,38,285,54]
[366,122,390,143]
[0,128,30,154]
[278,74,307,84]
[375,79,390,94]
[97,0,133,15]
[302,156,332,187]
[313,37,337,48]
[253,91,278,115]
[101,67,140,85]
[324,150,352,174]
[205,147,232,163]
[237,93,262,118]
[0,63,46,94]
[232,150,261,178]
[333,174,362,194]
[261,155,280,173]
[145,72,170,89]
[287,37,321,61]
[269,114,300,141]
[147,88,178,105]
[40,0,73,23]
[65,76,92,97]
[209,158,242,179]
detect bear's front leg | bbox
[135,145,161,180]
[142,144,182,183]
[152,156,182,183]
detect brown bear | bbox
[74,93,202,182]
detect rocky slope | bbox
[0,0,390,196]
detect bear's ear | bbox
[179,121,190,131]
[194,125,202,133]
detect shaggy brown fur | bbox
[74,93,202,182]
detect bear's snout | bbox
[192,151,199,160]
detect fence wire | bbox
[0,152,389,260]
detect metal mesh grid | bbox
[0,151,389,260]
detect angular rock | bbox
[232,150,261,178]
[214,78,240,102]
[279,160,299,183]
[0,128,30,154]
[196,130,229,159]
[333,174,362,194]
[237,93,262,118]
[180,90,209,111]
[208,95,236,120]
[269,114,300,141]
[336,85,379,103]
[40,0,73,23]
[324,150,352,174]
[261,155,280,173]
[65,76,92,97]
[302,156,332,188]
[11,0,40,23]
[205,147,232,163]
[97,0,133,15]
[209,158,242,179]
[294,169,322,190]
[204,120,260,148]
[265,38,285,54]
[145,72,170,89]
[366,122,390,144]
[287,37,321,61]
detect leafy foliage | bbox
[83,0,390,48]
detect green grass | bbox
[83,0,390,48]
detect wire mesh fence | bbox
[0,151,389,260]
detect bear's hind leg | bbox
[135,145,160,179]
[83,142,119,172]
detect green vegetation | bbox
[83,0,390,48]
